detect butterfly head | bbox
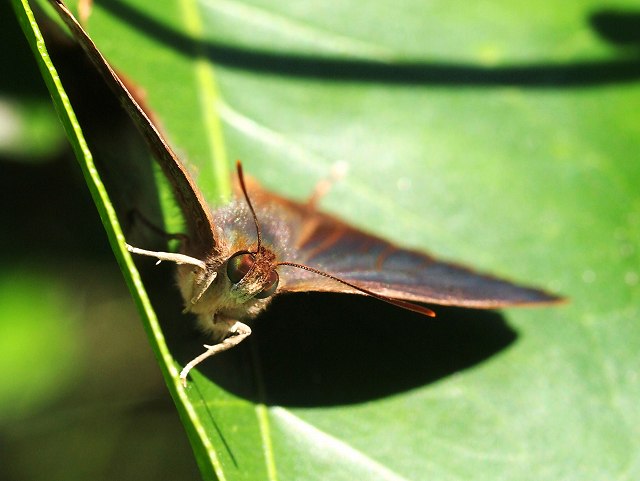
[225,246,279,302]
[222,160,436,318]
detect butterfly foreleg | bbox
[126,243,206,270]
[179,320,252,386]
[127,208,189,242]
[305,161,348,208]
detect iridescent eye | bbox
[226,252,255,284]
[255,270,279,299]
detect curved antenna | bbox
[235,161,262,250]
[278,261,436,317]
[236,161,435,317]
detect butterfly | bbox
[49,0,562,386]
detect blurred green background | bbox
[1,1,201,479]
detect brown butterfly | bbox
[49,0,563,386]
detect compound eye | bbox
[255,270,279,299]
[226,252,255,284]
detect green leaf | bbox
[19,0,640,480]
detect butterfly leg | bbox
[127,208,189,241]
[126,243,206,270]
[179,321,252,386]
[306,161,348,208]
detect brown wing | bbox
[49,0,217,258]
[242,178,563,309]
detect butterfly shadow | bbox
[156,284,519,408]
[97,0,640,88]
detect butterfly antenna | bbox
[236,160,262,250]
[277,261,436,317]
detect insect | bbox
[49,0,562,386]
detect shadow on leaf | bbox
[589,9,640,46]
[96,0,640,87]
[163,288,517,407]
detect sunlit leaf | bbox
[17,0,640,479]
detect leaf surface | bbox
[19,0,640,479]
